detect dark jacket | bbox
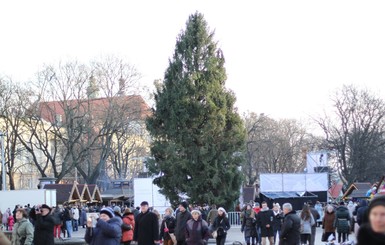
[241,210,257,238]
[357,223,385,245]
[212,215,230,237]
[272,210,284,231]
[160,215,176,240]
[84,217,123,245]
[185,217,210,245]
[257,208,274,237]
[334,206,350,233]
[133,210,159,245]
[33,213,55,245]
[175,210,192,241]
[309,207,320,227]
[356,200,369,226]
[279,210,300,245]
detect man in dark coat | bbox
[279,203,300,245]
[133,201,159,245]
[356,199,369,226]
[175,201,192,245]
[307,201,320,245]
[257,201,274,245]
[33,204,55,245]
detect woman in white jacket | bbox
[299,205,315,245]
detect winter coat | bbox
[175,210,192,242]
[357,223,385,245]
[207,209,218,225]
[241,210,257,238]
[121,213,135,242]
[257,208,275,237]
[309,207,320,226]
[185,217,210,245]
[212,215,230,237]
[33,213,55,245]
[300,214,315,234]
[8,216,14,228]
[334,206,351,233]
[322,210,336,233]
[52,209,63,226]
[133,210,159,245]
[11,218,34,245]
[279,210,300,245]
[80,208,87,226]
[3,211,9,225]
[272,210,284,231]
[356,200,369,226]
[160,215,176,241]
[85,217,122,245]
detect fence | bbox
[227,211,242,227]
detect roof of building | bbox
[38,95,151,124]
[44,184,81,204]
[342,182,372,199]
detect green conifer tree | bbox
[146,12,246,208]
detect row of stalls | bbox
[43,183,103,205]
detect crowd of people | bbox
[0,195,385,245]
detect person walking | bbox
[322,205,336,242]
[212,207,230,245]
[299,205,315,245]
[84,207,122,245]
[334,202,351,243]
[207,205,218,227]
[258,202,274,245]
[185,210,210,245]
[272,203,284,244]
[72,205,80,232]
[133,201,160,245]
[160,207,176,245]
[52,206,63,239]
[33,204,55,245]
[121,208,135,245]
[241,204,258,245]
[357,195,385,245]
[62,204,73,238]
[11,208,34,245]
[279,203,300,245]
[307,201,320,245]
[174,201,192,245]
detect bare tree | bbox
[244,112,320,186]
[316,85,385,186]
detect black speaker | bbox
[314,166,329,173]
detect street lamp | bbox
[0,132,6,191]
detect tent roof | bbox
[262,191,317,199]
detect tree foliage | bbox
[146,12,246,208]
[316,85,385,185]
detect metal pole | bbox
[1,133,6,191]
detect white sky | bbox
[1,0,385,120]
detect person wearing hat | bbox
[185,209,210,245]
[133,201,160,245]
[85,206,123,245]
[212,207,230,245]
[357,195,385,245]
[33,204,55,245]
[175,201,192,245]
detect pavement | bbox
[68,225,356,245]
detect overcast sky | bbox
[1,1,385,121]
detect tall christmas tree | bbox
[146,12,246,208]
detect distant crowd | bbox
[0,195,385,245]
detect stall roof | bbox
[262,191,317,199]
[342,182,372,199]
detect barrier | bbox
[227,211,242,227]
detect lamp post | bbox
[0,132,6,191]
